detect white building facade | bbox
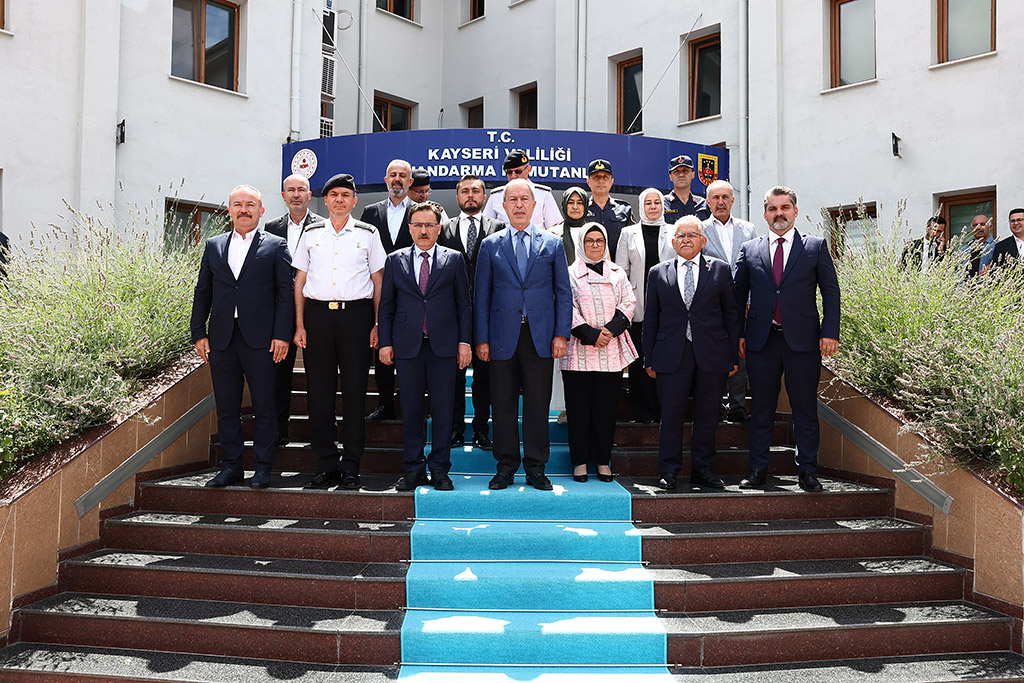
[0,0,1018,248]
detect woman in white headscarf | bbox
[561,222,637,482]
[614,188,675,424]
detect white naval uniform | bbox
[482,181,564,231]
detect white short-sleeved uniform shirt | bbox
[292,214,386,301]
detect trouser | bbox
[273,340,299,438]
[396,344,457,474]
[725,356,748,411]
[453,358,492,437]
[374,350,396,410]
[562,370,620,466]
[626,322,660,422]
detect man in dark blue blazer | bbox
[734,186,840,492]
[190,185,294,489]
[474,179,572,491]
[989,207,1024,270]
[378,203,473,491]
[644,216,740,490]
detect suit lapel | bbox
[691,254,711,302]
[378,204,396,252]
[524,229,544,278]
[758,235,774,277]
[500,230,524,285]
[779,231,804,285]
[425,248,447,295]
[665,259,682,307]
[235,230,262,282]
[731,224,744,264]
[704,224,724,260]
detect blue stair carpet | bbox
[399,375,671,680]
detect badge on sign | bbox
[698,154,718,186]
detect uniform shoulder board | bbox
[533,183,552,192]
[490,184,507,194]
[305,219,328,230]
[352,219,377,233]
[427,200,445,213]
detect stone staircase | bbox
[2,367,1024,681]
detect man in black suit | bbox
[263,174,326,445]
[379,203,472,491]
[643,216,740,491]
[0,230,10,279]
[439,174,506,449]
[360,159,414,420]
[190,185,294,489]
[990,208,1024,269]
[734,186,840,493]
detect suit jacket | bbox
[190,229,295,351]
[643,255,740,374]
[474,225,572,361]
[991,235,1020,269]
[263,210,326,244]
[361,199,413,253]
[378,245,471,359]
[439,214,506,289]
[614,222,675,322]
[734,230,840,353]
[702,216,758,274]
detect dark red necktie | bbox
[419,252,429,334]
[773,238,784,324]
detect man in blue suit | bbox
[734,186,840,492]
[474,179,572,491]
[378,203,473,492]
[644,216,740,490]
[190,185,294,489]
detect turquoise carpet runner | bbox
[398,378,672,681]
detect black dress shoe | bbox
[367,405,395,421]
[739,468,767,489]
[249,470,271,489]
[341,472,361,489]
[526,471,553,491]
[489,471,515,490]
[798,470,824,492]
[276,436,290,447]
[206,469,244,488]
[432,472,454,490]
[690,467,725,489]
[450,428,465,447]
[597,471,614,483]
[727,406,751,423]
[472,433,493,450]
[657,474,677,491]
[396,469,429,491]
[304,471,341,489]
[573,473,588,483]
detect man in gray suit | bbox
[701,180,757,423]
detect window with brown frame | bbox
[518,87,537,129]
[466,102,484,128]
[829,0,875,88]
[939,189,996,243]
[377,0,414,21]
[469,0,485,21]
[373,96,412,132]
[689,34,721,120]
[826,202,877,258]
[938,0,995,63]
[164,198,229,251]
[617,55,642,134]
[171,0,240,91]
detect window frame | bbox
[616,55,643,134]
[518,87,538,129]
[937,0,996,63]
[373,96,412,132]
[377,0,414,21]
[164,198,229,249]
[1,0,6,31]
[172,0,241,91]
[829,0,875,88]
[826,201,877,259]
[466,102,484,129]
[469,0,485,21]
[938,189,997,242]
[688,33,721,121]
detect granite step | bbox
[61,550,406,611]
[13,593,402,666]
[651,556,965,612]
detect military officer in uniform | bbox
[585,159,634,260]
[664,155,710,222]
[483,150,563,231]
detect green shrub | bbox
[0,201,202,482]
[824,206,1024,487]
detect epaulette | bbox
[489,184,507,194]
[305,220,328,230]
[352,219,377,233]
[427,200,445,213]
[533,183,552,192]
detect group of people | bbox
[902,208,1024,276]
[189,148,841,495]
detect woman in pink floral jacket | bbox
[559,223,638,482]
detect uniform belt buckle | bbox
[328,301,340,310]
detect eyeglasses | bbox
[583,238,606,247]
[1010,218,1024,224]
[410,222,439,229]
[674,232,702,240]
[507,167,529,176]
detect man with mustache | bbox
[734,186,840,493]
[360,159,415,420]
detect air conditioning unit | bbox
[321,55,336,97]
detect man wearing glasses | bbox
[378,203,472,491]
[643,216,740,491]
[482,150,563,231]
[990,208,1024,269]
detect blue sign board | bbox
[282,128,728,195]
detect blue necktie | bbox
[516,230,528,279]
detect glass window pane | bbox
[199,210,230,241]
[622,62,642,133]
[947,0,992,60]
[392,0,413,19]
[373,102,385,132]
[519,89,537,129]
[204,1,235,90]
[376,0,388,10]
[164,207,194,252]
[171,0,198,80]
[390,104,410,131]
[949,200,993,240]
[694,42,721,119]
[468,104,483,129]
[839,0,875,85]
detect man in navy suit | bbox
[190,185,294,489]
[644,216,740,490]
[474,178,572,491]
[734,186,841,492]
[360,159,414,420]
[263,174,326,445]
[379,203,473,491]
[990,208,1024,269]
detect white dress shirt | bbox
[676,255,701,302]
[293,214,387,301]
[711,216,734,260]
[386,197,410,245]
[227,228,257,317]
[770,228,796,271]
[456,212,483,252]
[286,211,310,257]
[1016,237,1024,258]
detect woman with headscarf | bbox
[561,222,637,482]
[614,188,675,424]
[550,187,591,421]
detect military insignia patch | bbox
[697,154,718,186]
